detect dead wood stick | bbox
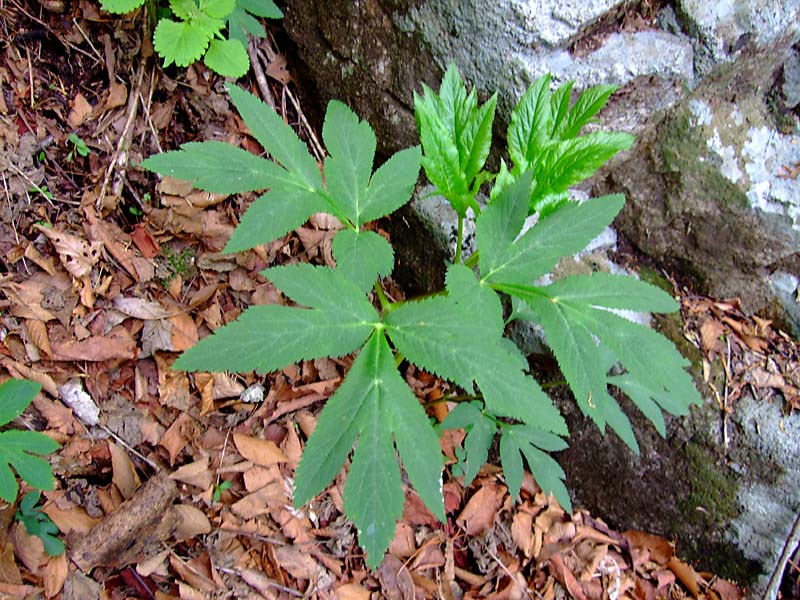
[248,39,276,110]
[96,59,146,210]
[762,509,800,600]
[70,470,178,572]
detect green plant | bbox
[100,0,282,78]
[16,491,64,556]
[67,133,91,162]
[212,479,232,502]
[159,247,195,287]
[140,64,701,568]
[0,380,60,503]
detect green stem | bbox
[454,213,464,264]
[374,280,390,312]
[464,250,480,270]
[540,380,568,390]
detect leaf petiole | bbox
[455,213,464,264]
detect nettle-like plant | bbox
[140,64,701,568]
[100,0,282,78]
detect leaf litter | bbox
[0,0,755,597]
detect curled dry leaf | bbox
[25,319,52,357]
[34,225,102,279]
[43,552,67,599]
[173,504,211,541]
[457,481,506,536]
[169,456,213,490]
[109,441,141,500]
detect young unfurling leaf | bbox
[414,63,497,217]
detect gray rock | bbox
[785,46,800,108]
[676,0,800,74]
[770,272,800,336]
[727,394,800,595]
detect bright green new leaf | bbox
[508,73,552,171]
[556,83,617,140]
[200,0,237,19]
[414,63,496,217]
[500,425,571,510]
[174,265,377,373]
[530,131,634,204]
[99,0,144,13]
[295,331,444,569]
[333,229,394,292]
[479,193,625,285]
[441,402,495,486]
[549,80,574,138]
[0,380,59,503]
[204,38,249,78]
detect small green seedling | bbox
[100,0,282,78]
[212,479,232,502]
[0,379,60,503]
[67,133,91,162]
[141,65,701,568]
[16,491,64,556]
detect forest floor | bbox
[0,1,798,598]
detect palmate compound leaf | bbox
[0,380,59,503]
[294,331,444,569]
[496,274,701,452]
[173,264,378,373]
[499,425,571,510]
[477,169,625,286]
[387,264,566,433]
[440,402,495,486]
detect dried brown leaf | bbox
[457,482,505,536]
[52,333,136,361]
[25,319,52,357]
[667,556,700,598]
[173,504,211,541]
[114,297,171,320]
[35,225,102,279]
[109,441,141,500]
[273,545,325,581]
[170,457,213,490]
[43,552,67,598]
[233,433,286,466]
[67,93,92,127]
